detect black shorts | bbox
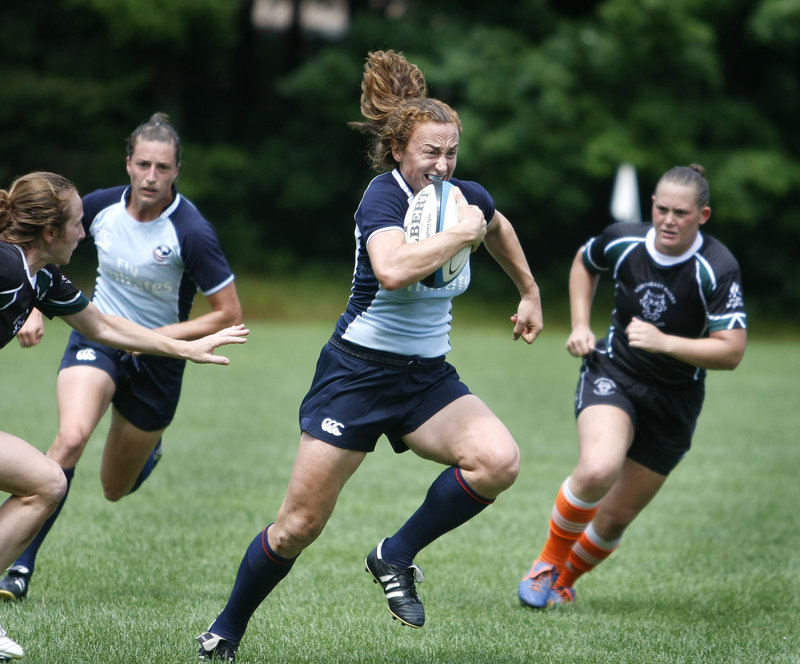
[59,330,186,431]
[575,350,705,475]
[298,336,471,453]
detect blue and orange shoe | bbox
[547,585,576,607]
[517,560,557,609]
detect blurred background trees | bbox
[1,0,798,318]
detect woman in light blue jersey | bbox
[0,114,243,603]
[194,49,543,661]
[0,171,246,657]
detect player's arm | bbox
[626,320,746,370]
[149,282,242,341]
[482,210,542,344]
[369,188,485,291]
[17,307,45,348]
[566,248,600,358]
[62,302,247,365]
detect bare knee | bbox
[49,429,91,468]
[35,459,68,516]
[271,510,328,558]
[571,462,620,501]
[464,438,520,498]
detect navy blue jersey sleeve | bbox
[355,175,408,245]
[449,178,496,224]
[82,186,127,233]
[171,198,234,295]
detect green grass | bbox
[1,299,799,663]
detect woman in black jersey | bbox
[518,164,747,608]
[0,172,246,658]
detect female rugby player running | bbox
[0,171,246,659]
[195,49,542,662]
[518,164,747,608]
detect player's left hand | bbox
[510,297,543,344]
[187,324,250,364]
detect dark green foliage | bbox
[0,0,797,316]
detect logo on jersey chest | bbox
[635,282,676,323]
[153,245,172,262]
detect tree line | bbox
[1,0,797,317]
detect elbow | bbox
[373,267,407,291]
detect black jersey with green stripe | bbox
[582,222,747,385]
[0,241,89,349]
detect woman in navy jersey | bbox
[518,164,747,609]
[0,171,246,658]
[194,49,543,661]
[0,114,242,603]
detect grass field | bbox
[1,301,799,663]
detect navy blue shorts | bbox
[574,350,705,475]
[60,330,186,432]
[298,336,472,453]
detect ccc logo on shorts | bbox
[76,348,97,362]
[593,377,616,396]
[321,418,345,436]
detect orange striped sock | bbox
[538,478,599,572]
[557,522,620,588]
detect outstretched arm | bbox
[62,303,248,365]
[482,210,543,344]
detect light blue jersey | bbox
[82,186,234,329]
[335,170,495,357]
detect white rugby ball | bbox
[403,180,470,288]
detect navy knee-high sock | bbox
[381,466,494,569]
[128,438,162,495]
[14,467,75,574]
[210,525,297,645]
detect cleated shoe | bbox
[0,622,24,660]
[518,560,557,609]
[196,631,237,662]
[0,566,30,602]
[365,538,425,628]
[547,585,576,607]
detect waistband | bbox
[328,334,445,370]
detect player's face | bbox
[394,121,459,195]
[125,138,180,221]
[49,191,85,265]
[651,182,710,256]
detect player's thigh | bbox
[54,365,116,443]
[272,433,365,550]
[0,431,65,498]
[573,405,635,495]
[403,394,517,471]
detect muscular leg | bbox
[592,457,668,541]
[100,410,164,501]
[210,433,365,644]
[405,394,520,498]
[521,405,634,589]
[380,395,519,568]
[0,433,67,571]
[3,366,115,578]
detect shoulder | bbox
[356,173,408,230]
[449,177,495,219]
[82,185,127,219]
[0,241,23,279]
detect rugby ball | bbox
[403,180,470,288]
